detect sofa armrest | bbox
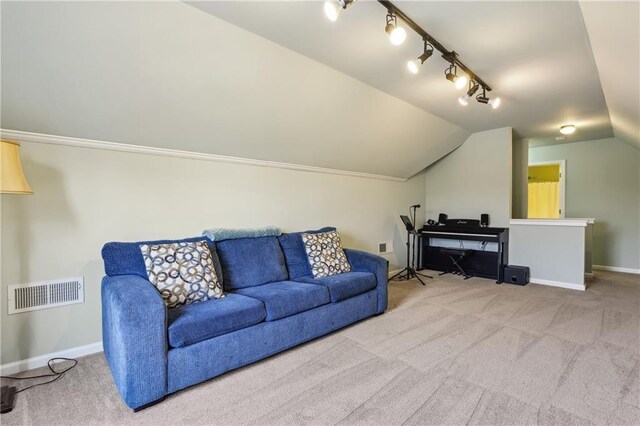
[101,275,167,409]
[344,248,388,314]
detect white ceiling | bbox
[579,1,640,149]
[188,0,618,144]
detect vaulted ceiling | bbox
[189,0,639,148]
[1,1,637,185]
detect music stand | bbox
[391,211,433,285]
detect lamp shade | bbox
[1,140,33,194]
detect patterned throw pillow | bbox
[140,240,224,308]
[301,230,352,278]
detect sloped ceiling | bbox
[0,1,468,179]
[189,1,616,144]
[579,1,640,149]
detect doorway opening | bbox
[528,160,565,219]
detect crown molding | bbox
[0,129,407,183]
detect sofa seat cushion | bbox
[167,293,266,348]
[233,281,330,321]
[295,272,377,303]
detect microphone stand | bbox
[390,205,433,285]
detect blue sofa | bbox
[101,228,388,410]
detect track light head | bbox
[476,88,489,104]
[324,2,340,21]
[445,65,468,90]
[407,60,419,74]
[459,81,479,106]
[445,65,456,82]
[466,81,480,97]
[418,42,434,64]
[323,0,355,22]
[476,88,501,109]
[385,13,406,45]
[407,42,433,74]
[390,27,406,45]
[455,75,468,90]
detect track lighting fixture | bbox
[445,65,468,90]
[324,0,499,111]
[323,0,356,22]
[458,81,480,106]
[560,124,576,135]
[385,13,406,45]
[407,41,433,74]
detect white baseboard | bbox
[593,265,640,275]
[0,341,103,375]
[530,277,586,291]
[388,269,403,278]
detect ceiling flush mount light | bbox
[459,81,480,106]
[323,0,356,22]
[407,41,433,74]
[385,13,406,45]
[560,124,576,135]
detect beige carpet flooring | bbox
[2,270,639,425]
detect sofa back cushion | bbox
[216,236,288,290]
[278,227,336,279]
[102,236,222,281]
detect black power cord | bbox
[1,357,77,413]
[1,357,77,393]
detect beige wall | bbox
[1,140,426,364]
[529,138,640,270]
[509,222,588,289]
[511,138,529,219]
[424,128,513,227]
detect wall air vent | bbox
[8,277,84,315]
[378,241,394,255]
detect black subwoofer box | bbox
[504,265,530,286]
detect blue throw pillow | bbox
[278,227,336,279]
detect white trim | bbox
[530,277,586,291]
[388,269,403,278]
[0,341,103,375]
[0,129,407,182]
[529,160,566,218]
[509,219,591,227]
[593,265,640,275]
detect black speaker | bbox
[438,213,448,225]
[481,213,489,227]
[504,265,529,286]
